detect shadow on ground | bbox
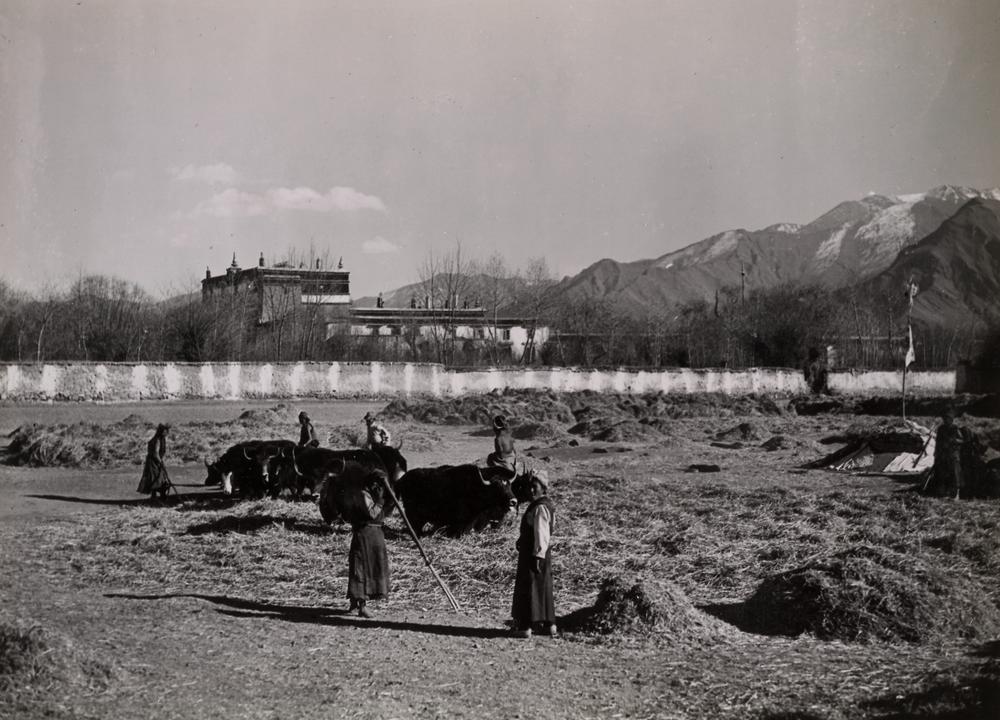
[105,592,513,639]
[699,601,798,638]
[859,639,1000,719]
[23,493,206,508]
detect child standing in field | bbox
[137,424,172,502]
[511,469,556,638]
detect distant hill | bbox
[555,185,1000,312]
[862,198,1000,326]
[313,184,1000,330]
[355,273,525,310]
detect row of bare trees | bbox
[1,257,994,369]
[410,247,557,365]
[0,276,162,362]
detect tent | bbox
[805,420,935,476]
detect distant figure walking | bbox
[137,424,172,502]
[487,415,516,477]
[346,468,391,618]
[364,412,391,449]
[298,411,319,448]
[511,470,556,638]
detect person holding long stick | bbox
[345,467,391,618]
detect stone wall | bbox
[0,362,957,402]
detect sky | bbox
[1,0,998,299]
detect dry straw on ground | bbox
[0,617,115,701]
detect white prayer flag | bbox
[905,324,916,368]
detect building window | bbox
[501,328,511,341]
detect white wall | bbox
[0,362,956,401]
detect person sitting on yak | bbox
[298,411,319,448]
[136,423,172,503]
[364,412,391,449]
[487,415,517,478]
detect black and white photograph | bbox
[1,1,999,717]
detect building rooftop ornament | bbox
[338,256,344,269]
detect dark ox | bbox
[280,445,407,523]
[203,440,295,498]
[395,464,528,536]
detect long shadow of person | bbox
[105,592,512,640]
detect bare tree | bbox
[472,253,515,364]
[514,257,557,365]
[417,243,475,364]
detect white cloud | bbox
[172,163,241,185]
[193,188,270,217]
[267,186,386,212]
[192,185,386,217]
[362,236,402,254]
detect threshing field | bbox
[1,394,999,720]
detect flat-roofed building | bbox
[201,253,351,330]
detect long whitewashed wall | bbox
[0,362,956,401]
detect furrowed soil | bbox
[1,397,999,720]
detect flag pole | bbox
[902,277,917,422]
[902,337,908,421]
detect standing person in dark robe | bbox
[346,468,391,618]
[511,470,556,638]
[933,409,968,499]
[487,415,517,477]
[298,411,319,448]
[136,424,172,502]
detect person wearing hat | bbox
[136,423,172,502]
[487,415,516,477]
[298,412,319,448]
[511,469,556,638]
[364,411,392,449]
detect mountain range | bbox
[361,185,1000,327]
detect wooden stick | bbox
[378,477,463,613]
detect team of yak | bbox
[202,435,538,536]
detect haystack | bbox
[0,618,113,696]
[560,577,723,642]
[743,545,1000,643]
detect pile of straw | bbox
[560,577,724,642]
[0,618,114,699]
[744,544,1000,643]
[382,390,576,427]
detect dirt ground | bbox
[2,398,999,720]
